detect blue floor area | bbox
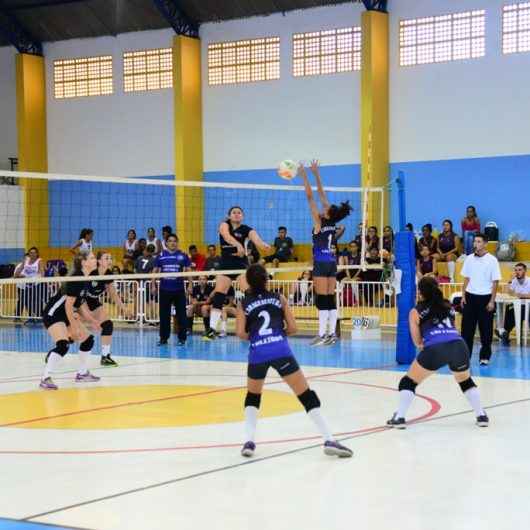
[0,519,82,530]
[1,325,530,380]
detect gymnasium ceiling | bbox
[0,0,363,48]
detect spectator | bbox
[146,227,162,255]
[382,226,394,258]
[354,222,364,248]
[204,244,221,271]
[338,240,361,282]
[70,228,94,255]
[406,223,421,259]
[365,226,380,253]
[418,224,439,258]
[111,265,121,275]
[461,206,481,255]
[360,247,384,306]
[133,238,147,260]
[13,247,45,323]
[264,226,294,266]
[405,223,414,232]
[123,229,138,269]
[417,245,437,280]
[496,263,530,345]
[219,286,237,338]
[246,240,260,265]
[134,244,156,274]
[437,219,460,282]
[461,233,501,366]
[161,225,173,251]
[187,275,213,335]
[189,245,206,271]
[289,270,313,306]
[135,244,157,325]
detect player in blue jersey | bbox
[387,276,489,429]
[298,161,352,346]
[236,263,353,458]
[205,206,271,340]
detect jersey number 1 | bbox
[258,310,272,336]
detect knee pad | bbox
[212,292,226,310]
[459,377,476,393]
[315,294,327,310]
[399,375,418,393]
[47,339,69,360]
[327,294,337,310]
[79,335,95,352]
[244,392,262,409]
[297,389,321,413]
[101,319,113,336]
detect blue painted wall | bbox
[49,176,175,247]
[204,164,362,244]
[0,248,25,264]
[390,154,530,239]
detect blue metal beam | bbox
[0,3,42,55]
[152,0,199,38]
[362,0,388,13]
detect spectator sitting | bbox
[288,270,313,306]
[418,224,439,258]
[219,286,237,338]
[354,222,364,248]
[417,245,437,279]
[123,229,138,268]
[204,244,221,271]
[70,228,94,255]
[365,226,380,254]
[382,225,394,258]
[264,226,294,266]
[338,240,361,282]
[361,247,384,282]
[437,219,460,282]
[146,227,162,255]
[406,222,421,259]
[161,225,173,251]
[111,265,121,275]
[187,275,213,335]
[496,263,530,345]
[133,238,147,261]
[189,245,206,271]
[134,244,156,274]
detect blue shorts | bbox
[247,355,300,380]
[313,260,337,278]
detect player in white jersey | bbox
[70,228,94,255]
[13,247,45,323]
[146,227,162,255]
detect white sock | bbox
[447,261,456,282]
[464,387,485,417]
[220,319,227,333]
[101,344,111,357]
[396,390,415,419]
[328,309,338,336]
[78,348,91,375]
[318,310,329,337]
[244,406,258,442]
[210,309,221,332]
[308,408,334,442]
[497,327,505,335]
[43,351,62,379]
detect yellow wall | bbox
[361,11,389,227]
[16,53,49,251]
[173,36,204,250]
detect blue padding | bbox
[394,231,416,364]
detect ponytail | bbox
[417,277,451,321]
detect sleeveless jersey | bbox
[146,237,159,250]
[87,269,114,299]
[79,239,92,253]
[419,257,434,275]
[312,218,336,263]
[124,239,137,256]
[21,257,41,279]
[416,302,462,347]
[419,236,438,255]
[220,222,252,258]
[45,280,90,316]
[192,284,213,302]
[242,290,293,364]
[383,236,394,253]
[439,232,456,253]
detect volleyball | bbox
[278,160,297,180]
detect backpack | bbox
[484,221,499,242]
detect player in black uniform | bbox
[187,275,213,335]
[79,251,130,367]
[299,161,352,346]
[236,264,353,458]
[205,206,271,339]
[40,252,102,390]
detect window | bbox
[54,55,113,99]
[503,2,530,54]
[293,27,361,77]
[208,37,280,86]
[400,10,485,66]
[123,48,173,92]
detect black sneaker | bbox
[241,441,256,457]
[157,339,168,346]
[100,355,118,367]
[387,413,406,429]
[202,329,218,341]
[177,340,186,347]
[479,359,490,366]
[476,414,489,427]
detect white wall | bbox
[0,185,24,249]
[390,0,530,162]
[45,29,175,177]
[0,46,17,170]
[201,3,365,172]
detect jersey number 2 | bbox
[258,310,272,336]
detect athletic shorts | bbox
[313,260,337,278]
[86,297,103,312]
[219,256,248,281]
[416,339,470,372]
[42,307,70,329]
[247,355,300,380]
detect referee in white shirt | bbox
[461,233,502,366]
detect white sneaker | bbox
[310,335,327,346]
